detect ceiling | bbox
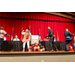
[62,12,75,17]
[45,12,75,21]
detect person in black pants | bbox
[0,27,8,52]
[64,29,75,51]
[48,27,58,52]
[0,38,3,51]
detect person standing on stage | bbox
[22,29,31,52]
[48,27,58,51]
[64,29,75,51]
[0,26,8,52]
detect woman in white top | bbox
[0,27,7,52]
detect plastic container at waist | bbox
[66,36,70,39]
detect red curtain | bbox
[0,12,74,42]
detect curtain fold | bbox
[0,12,74,41]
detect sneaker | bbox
[65,50,69,51]
[56,49,58,51]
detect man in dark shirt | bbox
[64,29,75,51]
[48,27,58,52]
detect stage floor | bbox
[0,50,75,62]
[0,50,75,55]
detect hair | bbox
[0,26,3,30]
[26,29,29,33]
[45,36,47,38]
[26,29,30,37]
[45,36,48,38]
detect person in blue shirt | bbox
[64,29,75,51]
[13,35,20,41]
[54,35,58,42]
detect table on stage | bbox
[2,41,23,51]
[40,41,66,51]
[2,41,66,51]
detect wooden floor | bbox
[0,50,74,53]
[0,50,75,62]
[0,50,75,55]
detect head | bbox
[47,36,48,39]
[65,29,68,31]
[26,29,29,33]
[48,27,50,30]
[45,36,47,39]
[45,36,48,39]
[15,35,18,38]
[26,29,30,37]
[54,35,56,39]
[0,26,3,30]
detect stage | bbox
[0,41,74,62]
[0,12,75,62]
[0,51,75,62]
[0,51,75,55]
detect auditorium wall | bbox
[0,12,74,41]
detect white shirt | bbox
[0,30,6,38]
[13,38,20,41]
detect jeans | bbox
[66,40,75,51]
[23,41,30,51]
[49,37,57,50]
